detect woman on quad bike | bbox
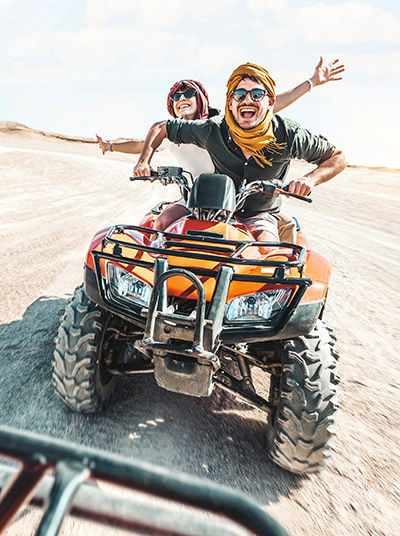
[97,57,344,237]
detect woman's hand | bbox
[96,133,110,155]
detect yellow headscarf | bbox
[225,62,286,167]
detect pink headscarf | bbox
[167,79,210,119]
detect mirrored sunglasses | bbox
[232,88,268,102]
[170,88,197,102]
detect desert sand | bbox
[0,122,399,536]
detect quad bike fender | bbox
[302,250,331,302]
[85,227,152,272]
[267,299,324,340]
[84,264,147,326]
[85,227,112,271]
[84,264,107,310]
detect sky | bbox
[0,0,399,168]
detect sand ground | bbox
[0,122,399,536]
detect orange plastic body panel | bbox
[85,228,111,271]
[86,218,331,305]
[302,250,331,302]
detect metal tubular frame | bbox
[0,454,49,532]
[102,224,306,268]
[144,268,206,349]
[91,225,311,341]
[36,462,90,536]
[213,372,272,412]
[0,426,290,536]
[93,247,310,342]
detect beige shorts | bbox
[238,211,279,240]
[238,211,297,242]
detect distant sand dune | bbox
[0,121,139,145]
[0,121,399,172]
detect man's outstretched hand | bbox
[311,57,345,86]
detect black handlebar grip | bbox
[129,171,158,181]
[290,192,312,203]
[281,184,312,203]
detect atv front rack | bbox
[0,426,290,536]
[102,224,307,269]
[89,225,312,344]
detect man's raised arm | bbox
[274,57,345,113]
[133,121,167,177]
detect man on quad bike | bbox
[97,57,345,236]
[52,61,347,476]
[133,62,347,252]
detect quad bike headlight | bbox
[225,289,293,323]
[107,263,152,307]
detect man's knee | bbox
[277,212,296,243]
[252,230,280,254]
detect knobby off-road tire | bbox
[269,320,340,474]
[52,285,118,412]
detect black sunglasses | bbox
[232,88,268,102]
[170,88,197,102]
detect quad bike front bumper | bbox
[83,225,325,398]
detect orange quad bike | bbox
[52,167,340,474]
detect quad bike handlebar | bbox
[130,166,191,199]
[129,173,157,181]
[236,180,312,209]
[130,166,312,211]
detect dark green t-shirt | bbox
[166,114,336,216]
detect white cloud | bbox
[273,49,400,90]
[336,50,400,79]
[7,13,250,84]
[257,2,400,46]
[5,24,195,88]
[85,0,234,28]
[0,62,98,86]
[9,26,183,69]
[247,0,290,22]
[193,44,248,76]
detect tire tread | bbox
[52,284,116,412]
[269,320,340,474]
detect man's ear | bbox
[268,96,276,108]
[228,97,233,112]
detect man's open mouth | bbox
[239,107,257,119]
[178,103,191,110]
